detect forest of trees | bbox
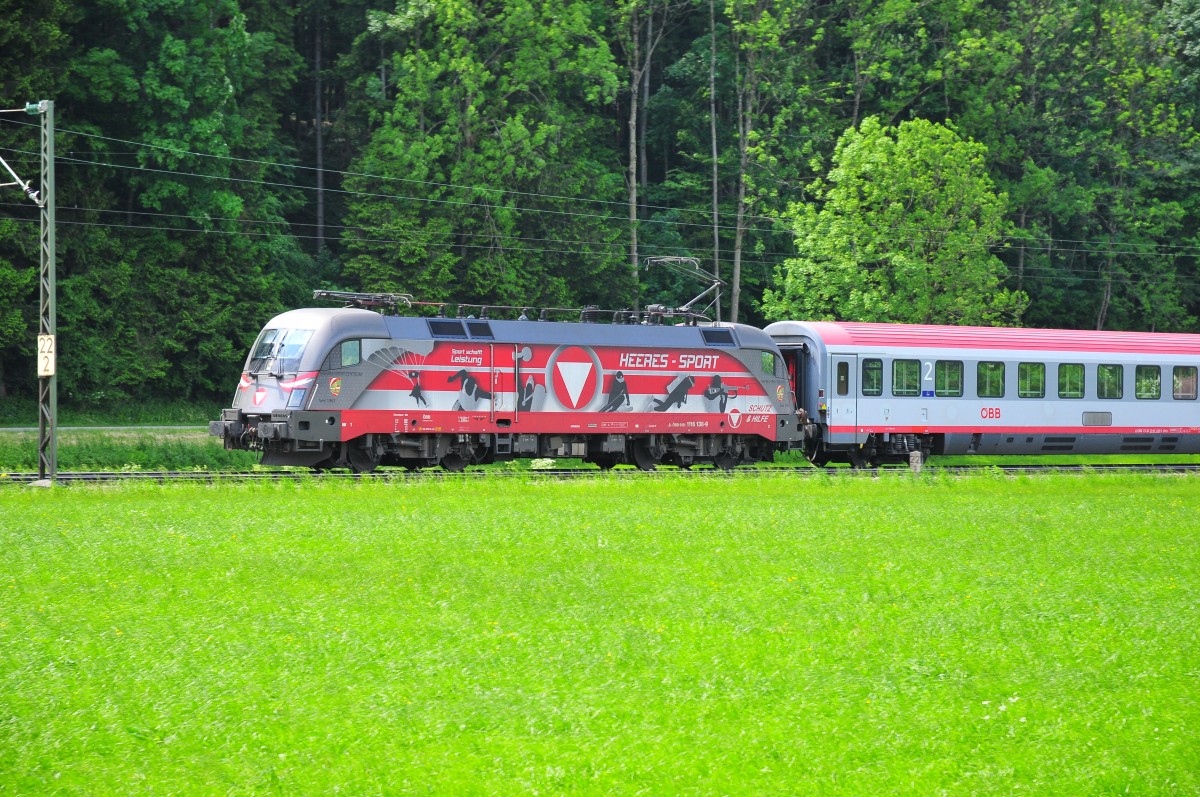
[1,0,1198,405]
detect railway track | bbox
[5,462,1200,485]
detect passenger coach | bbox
[766,321,1200,467]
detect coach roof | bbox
[764,320,1200,356]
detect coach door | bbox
[829,354,859,443]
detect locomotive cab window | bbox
[248,328,314,374]
[1174,366,1197,400]
[340,340,361,368]
[1018,362,1045,398]
[935,360,963,397]
[1135,365,1161,400]
[760,351,778,377]
[1097,364,1123,399]
[250,329,281,364]
[1059,363,1084,398]
[893,359,920,397]
[977,361,1005,398]
[323,340,362,370]
[862,358,883,396]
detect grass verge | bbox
[1,472,1197,794]
[0,428,258,472]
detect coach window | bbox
[1097,364,1123,399]
[1135,365,1161,400]
[935,361,963,397]
[893,359,921,397]
[836,361,849,396]
[1018,362,1045,398]
[977,361,1005,399]
[1174,366,1198,400]
[862,358,883,397]
[1058,363,1084,398]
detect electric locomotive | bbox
[210,291,804,471]
[768,320,1200,467]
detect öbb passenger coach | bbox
[210,292,1200,470]
[769,321,1200,467]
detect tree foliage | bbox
[341,0,626,309]
[0,0,1198,407]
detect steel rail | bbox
[5,462,1200,485]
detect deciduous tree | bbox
[764,117,1026,326]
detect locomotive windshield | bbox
[247,327,314,374]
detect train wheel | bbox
[347,442,381,474]
[440,451,468,472]
[631,442,659,471]
[847,448,877,469]
[713,452,737,471]
[588,454,620,470]
[805,442,832,468]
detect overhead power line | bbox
[4,117,1199,261]
[2,210,1196,292]
[0,116,739,223]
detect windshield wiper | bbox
[248,342,282,376]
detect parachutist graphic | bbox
[653,375,695,411]
[408,371,428,407]
[600,371,631,412]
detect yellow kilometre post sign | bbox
[37,334,55,377]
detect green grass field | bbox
[2,473,1198,794]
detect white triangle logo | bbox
[556,361,593,407]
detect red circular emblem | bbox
[547,346,601,410]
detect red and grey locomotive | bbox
[210,292,803,471]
